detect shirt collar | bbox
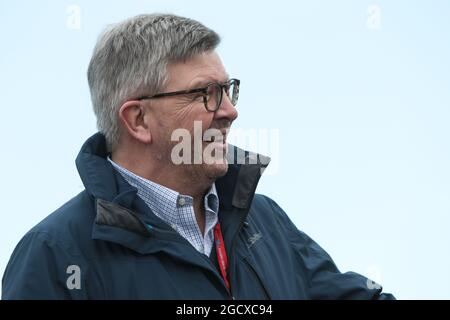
[107,157,219,222]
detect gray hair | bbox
[87,14,220,152]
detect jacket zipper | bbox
[196,249,234,299]
[228,217,246,299]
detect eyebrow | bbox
[188,75,230,89]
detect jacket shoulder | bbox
[2,191,94,299]
[248,194,294,230]
[29,190,96,249]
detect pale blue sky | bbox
[1,0,449,299]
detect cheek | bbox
[195,114,215,139]
[147,111,175,144]
[175,114,213,145]
[161,102,215,140]
[201,114,214,131]
[180,106,215,133]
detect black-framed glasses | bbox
[136,78,240,112]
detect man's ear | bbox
[118,100,152,144]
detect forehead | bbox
[166,51,229,90]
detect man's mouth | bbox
[208,135,224,143]
[202,129,229,158]
[203,129,228,144]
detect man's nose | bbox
[214,94,238,122]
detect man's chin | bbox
[204,160,229,180]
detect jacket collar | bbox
[76,132,270,250]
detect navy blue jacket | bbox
[2,133,394,299]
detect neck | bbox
[111,145,211,235]
[111,145,213,198]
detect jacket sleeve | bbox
[265,196,396,300]
[2,231,87,300]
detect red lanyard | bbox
[213,222,230,291]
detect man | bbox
[2,14,394,299]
